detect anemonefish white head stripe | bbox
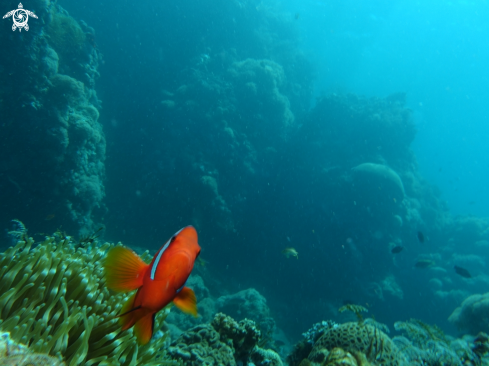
[150,227,184,280]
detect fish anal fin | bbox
[134,313,155,345]
[118,293,139,331]
[173,287,198,317]
[104,246,148,292]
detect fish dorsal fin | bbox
[104,246,148,292]
[173,286,198,317]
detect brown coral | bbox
[167,313,281,366]
[321,347,372,366]
[167,323,237,366]
[310,322,400,366]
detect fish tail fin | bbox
[173,287,198,317]
[104,246,148,292]
[134,312,156,345]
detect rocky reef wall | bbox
[0,0,105,236]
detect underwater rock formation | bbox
[0,227,168,365]
[351,163,405,200]
[449,292,489,335]
[228,58,295,147]
[215,288,276,338]
[287,321,400,366]
[308,322,400,366]
[166,280,283,351]
[322,347,372,366]
[0,2,105,235]
[167,313,282,366]
[289,317,489,366]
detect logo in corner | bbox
[3,3,38,32]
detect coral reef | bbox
[167,323,236,366]
[322,347,372,366]
[289,317,489,366]
[167,313,282,366]
[308,322,401,366]
[449,292,489,335]
[0,227,169,365]
[338,304,368,324]
[0,2,104,236]
[351,163,405,200]
[302,321,339,345]
[216,288,276,340]
[392,319,487,366]
[45,9,87,68]
[228,58,295,147]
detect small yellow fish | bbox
[282,247,298,259]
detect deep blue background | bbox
[34,0,489,339]
[279,0,489,217]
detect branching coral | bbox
[167,323,237,366]
[0,229,170,365]
[167,313,282,366]
[338,304,368,324]
[394,319,448,347]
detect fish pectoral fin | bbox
[104,246,148,292]
[134,313,156,345]
[173,287,198,317]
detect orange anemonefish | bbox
[104,226,201,345]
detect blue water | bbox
[281,0,489,217]
[3,0,489,348]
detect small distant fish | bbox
[282,247,298,259]
[454,265,472,278]
[391,245,404,254]
[417,231,425,243]
[294,12,300,20]
[415,259,434,269]
[45,214,55,221]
